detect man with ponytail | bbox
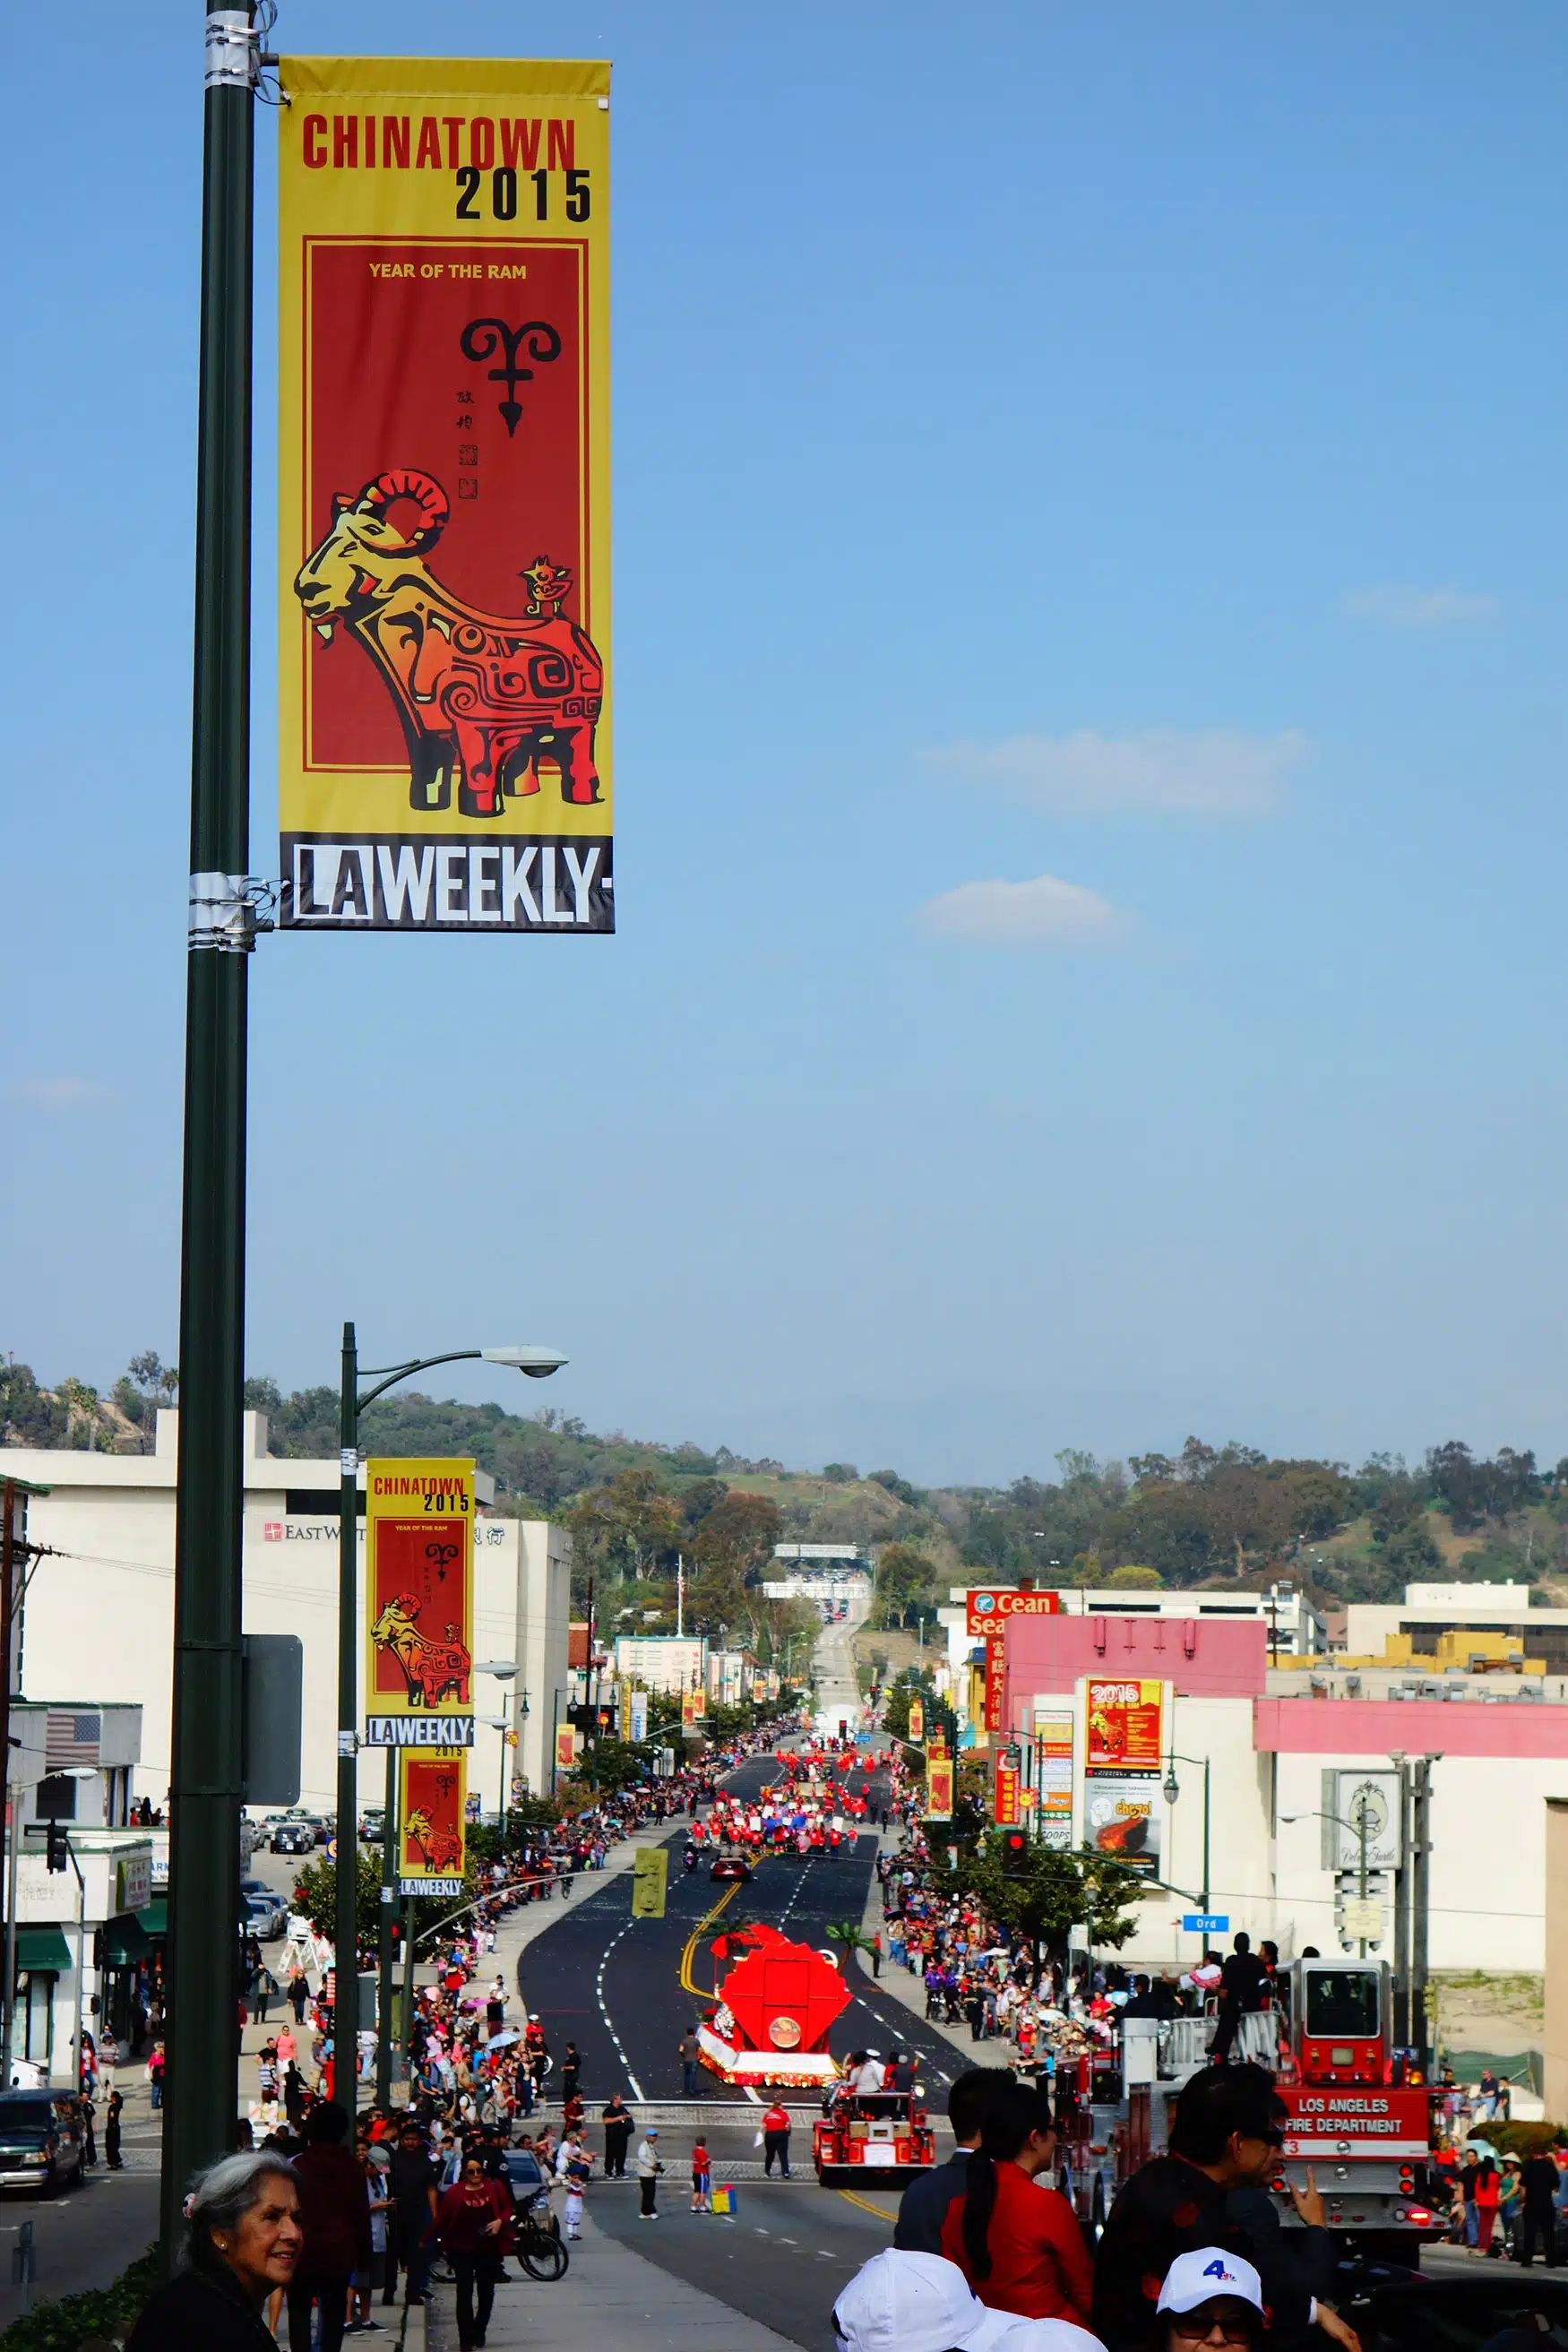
[939,2080,1094,2326]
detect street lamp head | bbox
[1163,1770,1180,1804]
[480,1346,567,1379]
[475,1661,518,1681]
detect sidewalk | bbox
[855,1833,993,2068]
[418,2205,801,2352]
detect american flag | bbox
[46,1712,100,1770]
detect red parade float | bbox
[696,1924,850,2089]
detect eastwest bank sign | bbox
[966,1589,1064,1639]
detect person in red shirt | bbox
[940,2079,1093,2326]
[762,2100,793,2178]
[435,2153,511,2350]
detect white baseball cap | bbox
[1156,2250,1264,2320]
[832,2252,1107,2352]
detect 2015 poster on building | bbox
[364,1458,476,1745]
[277,57,612,933]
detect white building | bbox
[5,1413,572,1819]
[613,1636,705,1695]
[4,1701,152,2078]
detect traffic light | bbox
[1001,1829,1030,1879]
[45,1822,68,1875]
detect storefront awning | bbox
[103,1915,150,1967]
[137,1900,167,1939]
[14,1928,72,1975]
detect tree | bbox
[693,1491,784,1585]
[822,1463,857,1484]
[564,1468,683,1583]
[941,1833,1143,1986]
[871,1542,937,1628]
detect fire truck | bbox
[814,2089,938,2186]
[1081,1958,1437,2259]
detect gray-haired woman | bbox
[126,2151,302,2352]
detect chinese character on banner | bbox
[994,1759,1021,1827]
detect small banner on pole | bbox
[364,1460,476,1745]
[555,1724,579,1774]
[908,1697,924,1745]
[277,56,613,934]
[926,1759,954,1821]
[398,1749,467,1897]
[631,1846,668,1918]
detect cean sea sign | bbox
[277,57,613,933]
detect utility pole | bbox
[162,5,257,2260]
[337,1322,360,2122]
[1390,1752,1410,2048]
[1411,1754,1438,2072]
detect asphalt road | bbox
[517,1749,963,2109]
[0,2167,161,2329]
[590,2166,897,2352]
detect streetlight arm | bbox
[354,1348,486,1417]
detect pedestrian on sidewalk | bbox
[563,2141,592,2239]
[289,2103,371,2352]
[147,2038,166,2111]
[436,2154,510,2350]
[679,2025,701,2097]
[762,2100,792,2178]
[872,1932,882,1979]
[289,1969,310,2025]
[383,2121,438,2308]
[561,2040,581,2101]
[602,2094,632,2178]
[105,2088,124,2172]
[636,2129,665,2218]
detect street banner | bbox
[1033,1708,1074,1854]
[1085,1677,1165,1772]
[364,1460,476,1745]
[908,1697,924,1744]
[631,1846,668,1919]
[555,1724,579,1773]
[966,1589,1063,1639]
[994,1757,1021,1827]
[628,1686,648,1744]
[926,1758,954,1820]
[984,1642,1004,1735]
[681,1689,706,1729]
[398,1749,467,1896]
[278,56,613,934]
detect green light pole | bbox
[1161,1751,1212,1913]
[161,4,262,2262]
[335,1337,564,2115]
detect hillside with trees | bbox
[7,1351,1568,1632]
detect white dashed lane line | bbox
[595,1916,646,2099]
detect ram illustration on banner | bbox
[277,57,612,934]
[364,1460,476,1745]
[398,1750,467,1896]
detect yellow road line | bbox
[834,2187,898,2224]
[678,1877,743,1996]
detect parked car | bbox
[269,1822,313,1857]
[358,1807,385,1843]
[0,2089,84,2195]
[244,1893,285,1941]
[309,1817,332,1846]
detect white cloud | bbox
[923,728,1305,816]
[5,1077,107,1110]
[1345,583,1500,629]
[916,873,1128,949]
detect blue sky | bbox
[4,3,1567,1486]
